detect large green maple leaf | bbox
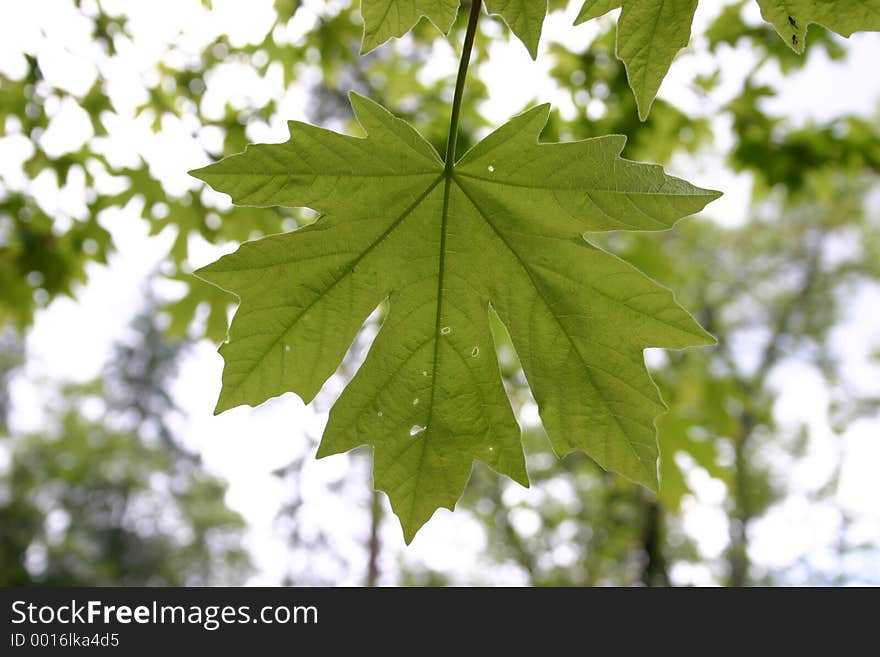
[576,0,880,118]
[190,93,719,541]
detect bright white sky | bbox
[2,0,879,585]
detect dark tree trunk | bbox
[640,497,670,587]
[365,489,382,587]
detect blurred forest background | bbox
[1,0,879,586]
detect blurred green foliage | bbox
[0,307,252,585]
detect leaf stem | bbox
[444,0,482,173]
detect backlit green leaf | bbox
[485,0,548,58]
[755,0,880,53]
[576,0,698,121]
[576,0,880,117]
[361,1,551,59]
[360,0,460,53]
[190,93,719,541]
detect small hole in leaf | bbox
[410,425,426,437]
[377,411,383,417]
[283,345,291,352]
[412,398,419,406]
[440,326,451,335]
[471,346,480,357]
[487,165,495,173]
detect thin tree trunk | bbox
[365,489,382,587]
[727,410,753,587]
[723,231,822,586]
[640,497,671,587]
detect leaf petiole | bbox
[444,0,483,174]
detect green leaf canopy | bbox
[191,94,719,541]
[361,1,880,120]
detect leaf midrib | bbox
[404,170,460,530]
[424,174,454,432]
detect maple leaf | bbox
[359,0,548,58]
[576,0,698,121]
[190,93,719,541]
[576,0,880,118]
[754,0,880,53]
[360,0,460,53]
[484,0,549,58]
